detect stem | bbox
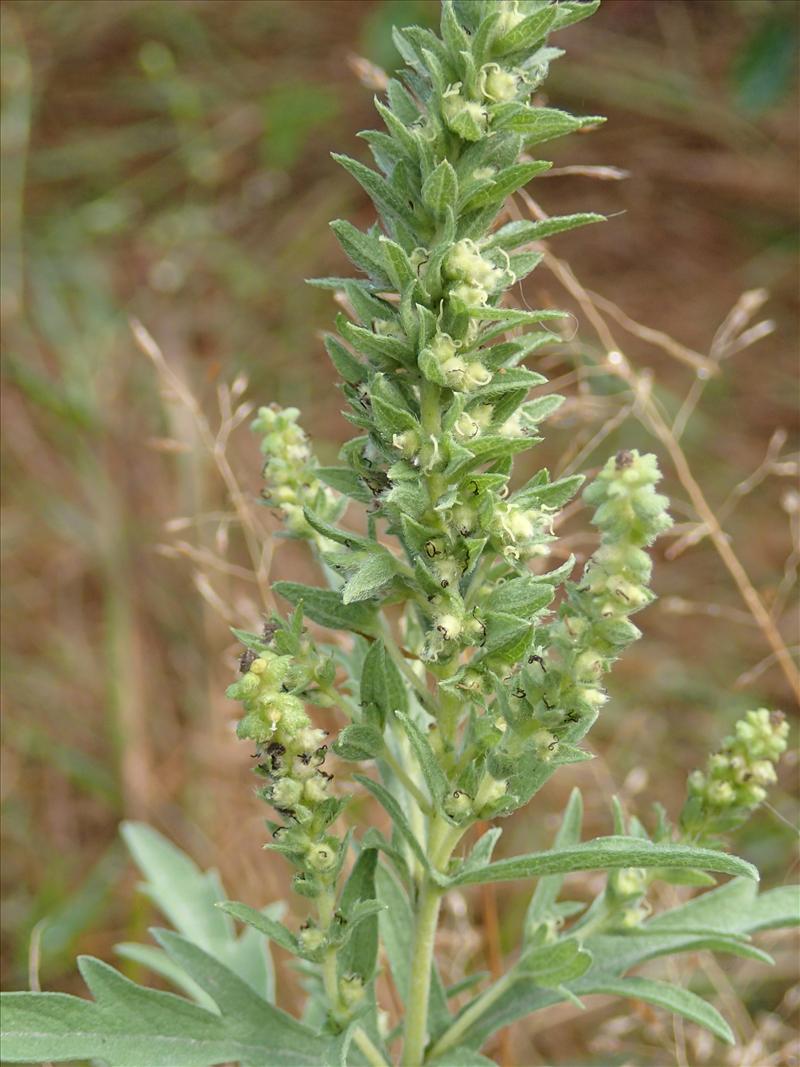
[352,1028,391,1067]
[382,744,432,814]
[319,891,391,1067]
[403,878,443,1066]
[403,819,466,1065]
[427,970,517,1062]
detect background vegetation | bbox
[1,1,797,1064]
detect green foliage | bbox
[3,2,796,1066]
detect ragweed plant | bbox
[2,3,796,1066]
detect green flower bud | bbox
[298,926,326,955]
[442,85,487,141]
[480,64,520,103]
[444,790,473,821]
[339,973,365,1010]
[271,778,303,809]
[307,843,337,873]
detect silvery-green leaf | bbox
[578,976,734,1045]
[360,639,408,726]
[334,723,385,761]
[394,709,448,805]
[274,581,379,635]
[524,787,583,937]
[422,159,459,218]
[448,837,758,887]
[215,902,299,957]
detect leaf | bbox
[216,901,299,956]
[329,220,391,285]
[494,6,558,55]
[451,880,796,1052]
[360,639,408,727]
[0,946,337,1066]
[333,153,416,229]
[113,941,217,1012]
[342,550,400,604]
[551,0,601,30]
[375,863,414,1004]
[518,938,592,987]
[485,576,554,619]
[353,775,440,882]
[512,472,584,511]
[316,466,372,504]
[323,334,365,385]
[460,160,551,211]
[394,710,448,805]
[120,823,270,999]
[339,848,380,981]
[499,107,597,146]
[422,159,459,218]
[471,367,547,399]
[448,837,758,888]
[525,787,583,936]
[334,723,385,761]
[274,581,379,636]
[484,213,604,251]
[579,976,734,1045]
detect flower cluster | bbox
[252,404,340,544]
[682,708,789,836]
[226,615,345,914]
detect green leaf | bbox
[0,946,336,1066]
[499,107,598,145]
[551,0,601,30]
[378,235,418,291]
[448,837,758,888]
[394,710,448,805]
[524,787,583,936]
[512,472,584,510]
[580,976,734,1045]
[494,6,558,55]
[485,576,554,618]
[323,334,365,384]
[120,823,270,999]
[316,466,372,504]
[216,901,299,956]
[484,213,604,251]
[375,863,414,1003]
[422,159,459,218]
[274,581,379,636]
[339,848,380,981]
[333,153,416,230]
[353,775,441,882]
[518,938,592,987]
[360,639,408,727]
[460,160,551,211]
[342,550,400,603]
[334,723,385,761]
[329,220,391,285]
[451,880,796,1052]
[113,941,217,1012]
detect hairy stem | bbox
[427,970,517,1062]
[403,819,465,1065]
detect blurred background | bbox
[1,1,798,1064]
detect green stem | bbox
[426,970,517,1062]
[382,744,431,814]
[319,891,390,1067]
[352,1028,391,1067]
[403,877,443,1066]
[403,819,465,1065]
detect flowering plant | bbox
[2,3,795,1066]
